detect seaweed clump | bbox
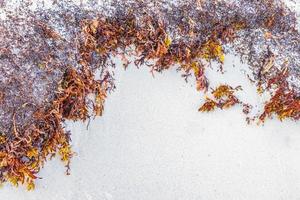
[199,85,242,112]
[0,0,299,189]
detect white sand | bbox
[0,55,299,200]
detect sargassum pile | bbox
[0,0,299,190]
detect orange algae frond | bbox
[1,152,38,190]
[26,148,39,159]
[260,86,300,122]
[164,34,172,48]
[201,40,225,63]
[0,135,6,144]
[199,85,242,112]
[198,98,217,112]
[212,85,236,99]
